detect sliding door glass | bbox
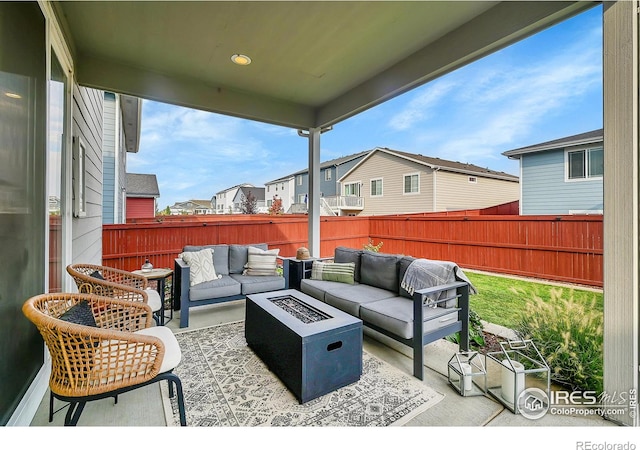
[0,2,46,424]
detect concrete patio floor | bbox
[30,299,618,429]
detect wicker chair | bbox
[66,263,162,317]
[23,293,186,426]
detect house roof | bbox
[53,2,591,130]
[265,150,371,184]
[171,200,213,209]
[126,173,160,198]
[340,147,519,182]
[502,128,604,158]
[215,183,254,196]
[238,186,265,202]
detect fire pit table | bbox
[245,289,363,403]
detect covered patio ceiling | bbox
[53,1,595,131]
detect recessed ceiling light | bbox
[5,92,22,99]
[231,54,252,66]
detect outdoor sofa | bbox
[297,246,474,379]
[174,243,287,328]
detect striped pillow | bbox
[243,246,280,276]
[311,261,355,284]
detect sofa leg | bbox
[413,342,424,380]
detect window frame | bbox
[325,168,332,181]
[72,136,87,217]
[403,173,420,195]
[565,145,604,182]
[370,178,383,197]
[343,181,361,197]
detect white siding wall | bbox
[72,82,103,264]
[435,170,520,211]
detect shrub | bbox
[515,288,603,394]
[363,239,383,252]
[447,308,485,348]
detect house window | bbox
[468,176,477,184]
[298,194,306,203]
[344,182,361,197]
[72,136,87,217]
[297,175,302,185]
[404,174,419,194]
[325,169,332,181]
[567,147,604,180]
[267,186,270,192]
[370,178,383,197]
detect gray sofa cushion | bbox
[182,244,230,275]
[334,247,363,282]
[360,251,401,292]
[300,278,350,302]
[229,274,285,295]
[360,297,459,339]
[189,275,241,301]
[324,283,396,317]
[398,256,417,299]
[229,243,268,274]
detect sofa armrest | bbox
[174,258,190,310]
[412,280,470,344]
[276,256,290,289]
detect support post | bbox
[603,0,639,426]
[307,127,321,257]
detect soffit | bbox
[54,1,594,129]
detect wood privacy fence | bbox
[103,213,603,287]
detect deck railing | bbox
[103,212,603,287]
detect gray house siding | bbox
[72,82,104,265]
[293,156,366,201]
[521,150,603,215]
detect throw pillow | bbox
[59,300,97,328]
[90,270,105,280]
[179,248,219,286]
[360,251,400,292]
[311,261,355,284]
[334,247,363,282]
[243,246,279,276]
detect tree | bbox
[269,195,283,215]
[240,190,258,214]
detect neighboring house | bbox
[125,173,160,219]
[102,92,141,224]
[502,129,604,215]
[169,199,214,215]
[339,147,519,216]
[292,150,371,215]
[232,186,267,213]
[214,183,254,214]
[264,176,295,214]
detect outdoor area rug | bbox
[161,320,444,426]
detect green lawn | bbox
[465,271,604,330]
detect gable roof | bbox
[172,200,213,209]
[237,186,266,202]
[502,129,603,158]
[126,173,160,198]
[265,150,371,184]
[340,147,519,182]
[215,183,254,196]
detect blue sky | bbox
[128,4,603,211]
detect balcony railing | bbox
[322,195,364,211]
